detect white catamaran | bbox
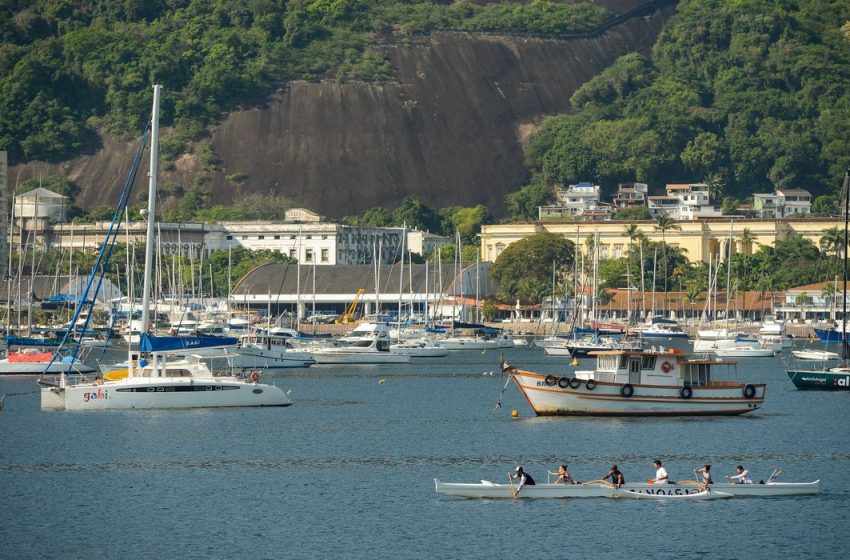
[40,85,291,410]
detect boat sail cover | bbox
[140,333,238,353]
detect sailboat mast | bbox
[842,170,849,360]
[140,84,160,336]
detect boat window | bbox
[598,355,617,371]
[352,340,372,347]
[641,356,656,369]
[619,355,628,369]
[377,340,389,351]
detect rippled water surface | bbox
[1,343,849,559]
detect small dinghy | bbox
[613,488,732,500]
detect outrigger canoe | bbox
[433,479,820,499]
[613,489,732,500]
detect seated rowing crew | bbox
[726,465,754,484]
[548,464,577,485]
[653,459,669,484]
[694,464,713,485]
[601,464,625,488]
[509,466,536,495]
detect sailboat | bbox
[40,85,292,409]
[786,171,850,390]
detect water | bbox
[1,344,849,559]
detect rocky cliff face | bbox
[10,3,674,218]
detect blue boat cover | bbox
[6,336,63,347]
[139,333,238,352]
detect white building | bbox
[648,183,722,219]
[539,182,611,220]
[14,187,68,227]
[753,189,812,218]
[612,182,648,208]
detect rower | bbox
[548,464,576,485]
[726,465,754,484]
[509,466,536,495]
[602,464,625,488]
[653,459,669,484]
[694,465,713,485]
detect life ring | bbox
[585,379,597,391]
[569,377,581,389]
[545,375,557,386]
[680,386,693,399]
[660,361,673,373]
[620,383,634,397]
[250,371,260,383]
[743,384,756,399]
[558,377,571,389]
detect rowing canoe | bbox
[613,489,732,500]
[433,479,820,498]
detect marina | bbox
[2,341,849,558]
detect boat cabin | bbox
[579,349,733,387]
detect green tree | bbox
[654,214,681,302]
[504,178,553,221]
[490,233,574,303]
[614,206,651,220]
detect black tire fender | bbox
[620,383,634,397]
[569,377,581,389]
[680,386,693,399]
[545,375,557,386]
[585,379,597,391]
[558,377,571,389]
[743,384,756,399]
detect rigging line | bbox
[41,125,150,375]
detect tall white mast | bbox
[140,84,160,336]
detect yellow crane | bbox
[338,288,365,324]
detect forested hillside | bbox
[3,0,849,217]
[527,0,850,200]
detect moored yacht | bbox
[229,331,315,369]
[313,335,411,364]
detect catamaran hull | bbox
[511,369,765,416]
[433,480,820,499]
[786,369,850,390]
[41,379,292,410]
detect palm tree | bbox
[820,226,845,258]
[703,172,726,203]
[684,283,701,321]
[822,282,837,322]
[654,215,682,312]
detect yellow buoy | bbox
[511,409,519,418]
[379,379,386,384]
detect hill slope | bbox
[6,1,674,217]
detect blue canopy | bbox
[139,333,238,353]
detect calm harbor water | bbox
[1,342,849,559]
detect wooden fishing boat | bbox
[505,348,765,416]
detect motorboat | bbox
[439,336,501,350]
[339,322,391,344]
[228,331,315,369]
[714,345,776,358]
[505,347,765,416]
[543,335,642,358]
[791,349,840,361]
[313,335,411,364]
[634,323,689,339]
[389,339,450,358]
[434,477,819,499]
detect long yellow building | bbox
[479,218,842,263]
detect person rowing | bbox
[509,466,536,495]
[726,465,754,484]
[694,465,713,485]
[653,459,669,485]
[601,464,625,488]
[548,464,576,485]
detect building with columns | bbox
[479,218,842,264]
